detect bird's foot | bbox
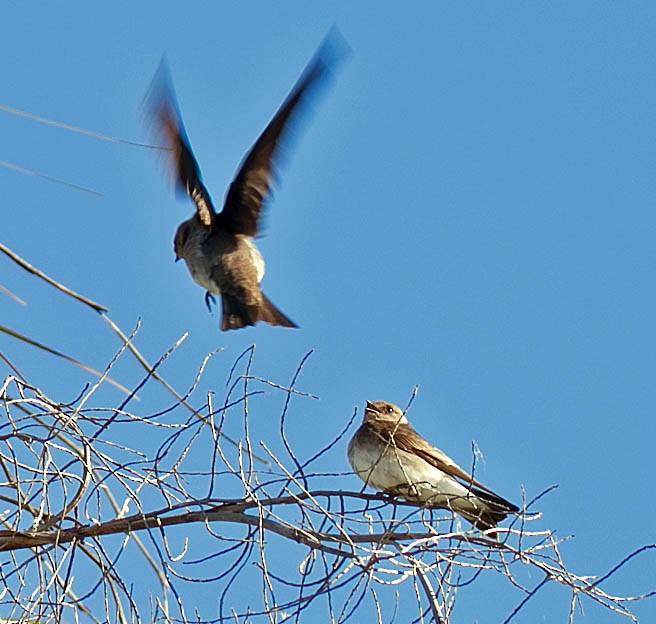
[205,292,217,313]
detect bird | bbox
[347,400,519,535]
[146,32,346,330]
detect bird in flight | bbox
[146,32,346,330]
[348,400,518,536]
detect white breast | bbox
[349,442,470,504]
[180,228,266,294]
[183,233,219,293]
[242,237,265,283]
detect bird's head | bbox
[364,400,408,424]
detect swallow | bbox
[146,31,346,330]
[348,400,519,535]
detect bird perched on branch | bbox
[348,400,518,536]
[146,30,347,330]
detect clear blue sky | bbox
[1,2,655,622]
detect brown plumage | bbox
[348,400,518,534]
[146,30,347,330]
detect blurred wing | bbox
[220,30,348,236]
[146,59,216,228]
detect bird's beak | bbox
[365,400,376,412]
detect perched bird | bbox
[348,400,518,535]
[146,33,345,330]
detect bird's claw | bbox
[205,292,217,313]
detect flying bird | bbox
[146,32,346,330]
[348,400,518,535]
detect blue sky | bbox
[1,2,655,622]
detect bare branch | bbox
[0,347,652,623]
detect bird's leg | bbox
[205,292,216,313]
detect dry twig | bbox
[0,348,653,623]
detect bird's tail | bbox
[453,489,519,537]
[258,293,298,328]
[220,292,298,331]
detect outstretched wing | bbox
[146,59,216,228]
[220,30,348,236]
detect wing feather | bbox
[220,31,347,236]
[371,421,518,511]
[146,59,216,228]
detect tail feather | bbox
[457,506,509,532]
[450,489,518,536]
[219,292,297,331]
[220,293,255,330]
[258,293,297,328]
[472,487,519,515]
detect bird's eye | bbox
[387,406,394,414]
